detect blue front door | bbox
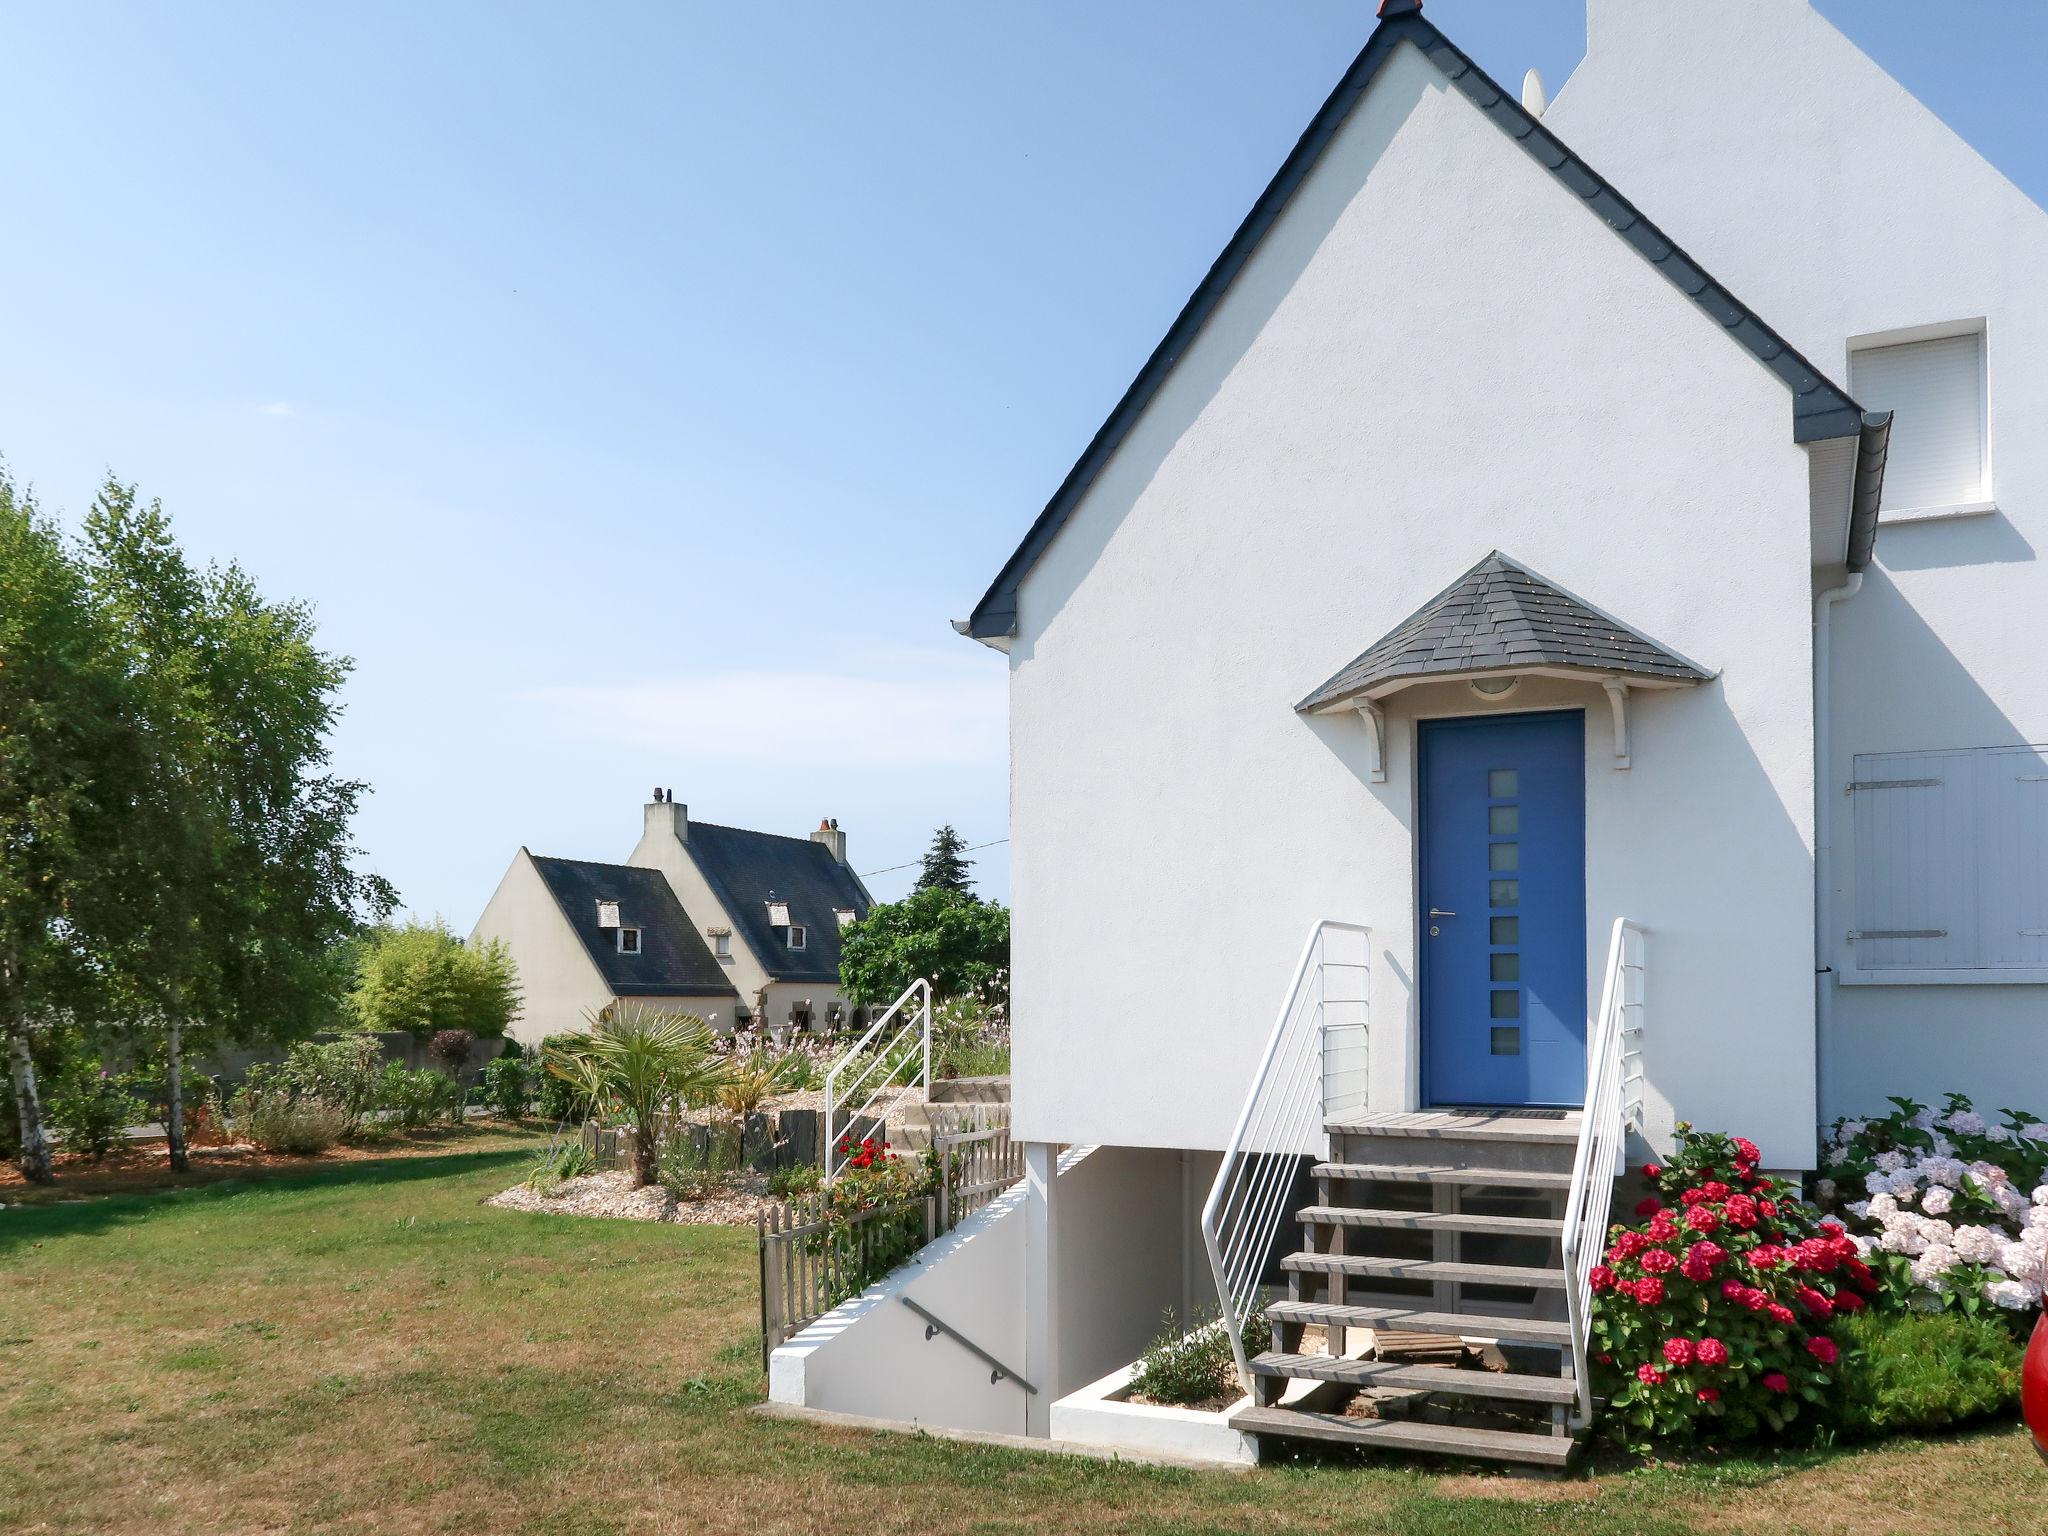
[1419,711,1587,1107]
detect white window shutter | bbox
[1849,332,1986,513]
[1980,745,2048,968]
[1850,749,1976,969]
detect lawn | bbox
[1,1139,2038,1536]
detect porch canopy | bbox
[1298,551,1711,773]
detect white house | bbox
[472,793,873,1044]
[773,0,2048,1468]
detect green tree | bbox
[0,477,141,1182]
[79,480,395,1173]
[838,887,1009,1008]
[543,1005,731,1186]
[349,919,519,1042]
[914,825,975,895]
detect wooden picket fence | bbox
[757,1110,1022,1366]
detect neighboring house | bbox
[773,1,2048,1464]
[472,794,872,1045]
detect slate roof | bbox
[528,856,739,1002]
[962,0,1890,642]
[683,823,873,986]
[1297,551,1711,712]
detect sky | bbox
[4,1,2046,922]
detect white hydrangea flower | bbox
[1847,1200,1873,1221]
[1867,1192,1899,1220]
[1966,1161,2009,1188]
[1911,1107,1938,1132]
[1985,1125,2012,1144]
[1889,1171,1924,1199]
[2001,1239,2045,1284]
[1931,1133,1957,1159]
[1865,1170,1895,1197]
[1840,1118,1868,1142]
[1994,1183,2029,1219]
[1945,1109,1988,1137]
[1921,1156,1966,1189]
[1985,1278,2039,1310]
[1825,1145,1849,1168]
[1874,1150,1908,1174]
[1917,1218,1956,1249]
[1911,1245,1957,1288]
[2021,1122,2048,1141]
[2033,1184,2048,1207]
[1954,1224,2006,1264]
[1816,1178,1837,1203]
[1921,1186,1954,1216]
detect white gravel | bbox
[485,1169,776,1227]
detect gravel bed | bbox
[485,1169,776,1227]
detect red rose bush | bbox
[1592,1123,1875,1450]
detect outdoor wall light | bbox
[1469,675,1521,699]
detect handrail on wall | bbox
[823,977,931,1182]
[900,1295,1038,1392]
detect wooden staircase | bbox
[1233,1110,1586,1470]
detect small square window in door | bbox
[1490,1027,1522,1056]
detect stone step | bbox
[1249,1351,1577,1405]
[1324,1111,1580,1145]
[1265,1299,1572,1349]
[1314,1161,1572,1190]
[1281,1254,1567,1289]
[1296,1204,1564,1238]
[1232,1404,1574,1468]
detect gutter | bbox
[1813,570,1864,1124]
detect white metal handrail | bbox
[1201,920,1371,1390]
[1561,917,1647,1428]
[823,977,931,1181]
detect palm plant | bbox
[544,1004,731,1187]
[716,1047,805,1129]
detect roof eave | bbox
[1299,662,1711,717]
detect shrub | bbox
[277,1037,384,1131]
[234,1090,348,1155]
[1818,1093,2047,1317]
[931,989,1010,1079]
[534,1033,595,1124]
[1837,1308,2025,1437]
[348,919,519,1041]
[428,1027,475,1081]
[121,1063,219,1143]
[1591,1123,1875,1451]
[479,1056,532,1120]
[47,1068,145,1162]
[544,1006,731,1187]
[522,1137,595,1195]
[769,1163,821,1198]
[1128,1309,1266,1407]
[372,1062,462,1129]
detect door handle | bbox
[1428,908,1457,917]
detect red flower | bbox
[1806,1336,1839,1366]
[1740,1288,1770,1312]
[1637,1364,1668,1386]
[1766,1303,1797,1325]
[1843,1257,1878,1293]
[1641,1248,1678,1274]
[1696,1337,1729,1367]
[1590,1265,1618,1293]
[1597,1352,1613,1365]
[1720,1279,1748,1301]
[1647,1212,1680,1242]
[1610,1231,1651,1262]
[1680,1254,1713,1283]
[1696,1387,1721,1403]
[1680,1187,1709,1207]
[1797,1286,1834,1320]
[1762,1372,1790,1393]
[1758,1199,1779,1219]
[1634,1196,1664,1219]
[1642,1163,1663,1180]
[1833,1290,1865,1314]
[1685,1205,1722,1235]
[1701,1181,1731,1202]
[1749,1244,1785,1270]
[1723,1194,1759,1230]
[1634,1277,1666,1306]
[1662,1337,1697,1367]
[1733,1137,1761,1165]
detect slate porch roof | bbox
[527,855,738,1003]
[1297,551,1712,713]
[683,823,874,986]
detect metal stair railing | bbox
[823,977,931,1182]
[1561,917,1647,1428]
[1200,920,1371,1391]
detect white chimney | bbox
[1521,68,1548,118]
[810,816,847,865]
[644,790,687,843]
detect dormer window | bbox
[834,907,856,929]
[765,898,792,928]
[617,926,641,954]
[711,929,732,960]
[787,924,807,951]
[596,899,621,930]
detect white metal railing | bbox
[1561,917,1647,1428]
[823,977,931,1182]
[1201,920,1371,1390]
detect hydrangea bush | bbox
[1817,1093,2047,1317]
[1591,1124,1875,1450]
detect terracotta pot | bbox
[2026,1311,2048,1465]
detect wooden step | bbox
[1297,1204,1563,1238]
[1282,1253,1566,1289]
[1314,1162,1571,1190]
[1249,1351,1577,1405]
[1265,1299,1572,1348]
[1232,1404,1574,1468]
[1325,1111,1581,1145]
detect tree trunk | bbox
[8,1024,54,1185]
[634,1122,657,1188]
[164,1016,189,1174]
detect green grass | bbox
[0,1143,2039,1535]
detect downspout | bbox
[1813,571,1863,1124]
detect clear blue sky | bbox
[3,1,2043,921]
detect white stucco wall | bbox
[1549,0,2048,1122]
[469,849,615,1046]
[1005,39,1822,1165]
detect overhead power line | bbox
[860,838,1009,880]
